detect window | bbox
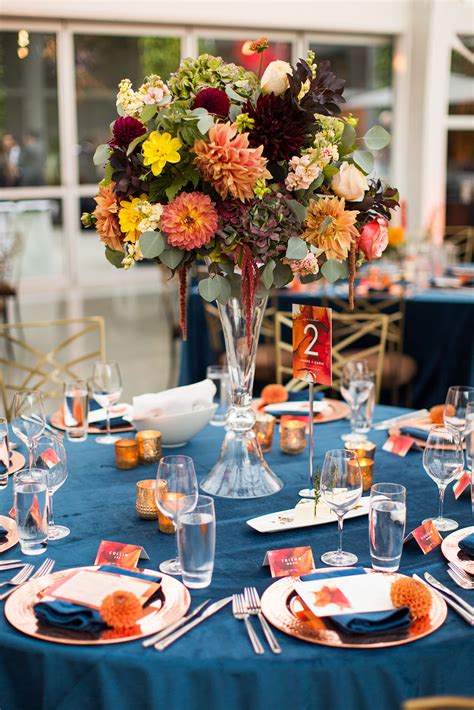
[446,130,474,227]
[0,31,59,187]
[197,38,292,74]
[449,36,474,115]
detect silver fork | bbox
[0,564,33,590]
[244,587,281,654]
[448,563,474,589]
[232,594,264,655]
[0,557,55,601]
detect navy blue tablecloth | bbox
[0,406,473,710]
[179,287,474,408]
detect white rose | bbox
[260,60,292,96]
[331,161,368,202]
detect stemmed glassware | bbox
[155,455,198,575]
[340,360,375,443]
[34,433,69,539]
[0,417,10,489]
[11,390,46,468]
[320,449,362,566]
[444,386,474,447]
[422,426,464,531]
[90,361,123,445]
[465,401,474,475]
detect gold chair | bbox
[275,310,389,402]
[0,317,106,417]
[403,696,474,710]
[444,226,474,263]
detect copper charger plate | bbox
[441,526,474,577]
[389,417,465,449]
[7,451,26,476]
[0,515,19,553]
[253,398,350,424]
[4,565,191,645]
[49,411,134,435]
[260,569,447,649]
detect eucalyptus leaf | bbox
[197,115,214,135]
[225,86,246,103]
[272,261,293,288]
[309,245,324,256]
[260,260,276,290]
[214,275,231,305]
[286,237,308,260]
[105,247,124,269]
[341,123,357,150]
[321,259,345,283]
[191,107,208,117]
[287,200,307,224]
[364,125,391,151]
[102,162,114,187]
[140,104,157,123]
[229,104,240,122]
[309,173,324,191]
[126,133,147,156]
[139,231,166,259]
[323,164,339,178]
[93,144,110,166]
[198,277,220,302]
[160,247,184,270]
[353,150,375,174]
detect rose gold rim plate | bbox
[49,411,134,435]
[0,515,19,553]
[441,526,474,576]
[7,451,26,476]
[260,569,447,649]
[253,398,350,424]
[4,566,191,645]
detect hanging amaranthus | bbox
[236,244,261,348]
[178,267,188,341]
[348,241,356,311]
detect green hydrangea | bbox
[169,54,258,102]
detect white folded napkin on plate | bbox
[132,379,217,420]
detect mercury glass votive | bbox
[156,478,176,534]
[253,413,276,453]
[114,439,139,469]
[136,430,162,464]
[345,440,376,491]
[280,420,306,455]
[358,458,375,491]
[136,479,159,519]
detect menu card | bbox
[295,573,393,617]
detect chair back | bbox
[444,226,474,263]
[0,317,106,417]
[275,310,389,402]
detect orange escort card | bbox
[453,471,471,500]
[382,434,416,457]
[292,305,332,386]
[404,520,442,554]
[263,546,316,578]
[94,540,150,569]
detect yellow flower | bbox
[388,225,405,248]
[302,196,359,262]
[142,131,182,176]
[118,194,148,243]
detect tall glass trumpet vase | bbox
[200,293,283,499]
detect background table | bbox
[179,287,474,408]
[0,406,473,710]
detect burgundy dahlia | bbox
[109,116,146,149]
[193,88,230,117]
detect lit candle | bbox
[280,420,306,455]
[253,413,276,453]
[115,439,139,469]
[136,430,162,464]
[358,457,374,492]
[136,479,159,519]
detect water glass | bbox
[466,402,474,475]
[444,385,474,445]
[63,380,89,442]
[14,468,49,555]
[90,361,123,445]
[423,426,464,531]
[177,495,216,589]
[34,434,69,540]
[369,483,406,572]
[340,362,375,443]
[206,365,231,426]
[0,417,10,489]
[11,390,46,468]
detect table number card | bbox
[94,540,150,569]
[263,546,316,578]
[292,305,332,386]
[404,520,442,554]
[453,471,471,500]
[382,434,416,457]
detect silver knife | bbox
[423,572,474,616]
[413,574,474,626]
[374,409,429,430]
[142,599,210,647]
[0,563,26,572]
[154,597,232,651]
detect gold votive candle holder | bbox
[155,478,176,534]
[254,413,276,453]
[136,430,162,464]
[345,440,376,491]
[358,457,374,492]
[115,439,139,469]
[136,479,158,519]
[280,419,307,455]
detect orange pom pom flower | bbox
[261,384,288,406]
[100,590,142,630]
[390,577,432,620]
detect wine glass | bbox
[320,449,362,566]
[155,455,198,575]
[422,426,464,531]
[11,390,46,468]
[465,401,474,475]
[340,361,375,443]
[0,417,10,489]
[90,361,123,445]
[34,433,69,539]
[444,386,474,445]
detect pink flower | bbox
[161,191,218,251]
[357,217,389,261]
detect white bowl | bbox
[128,404,218,447]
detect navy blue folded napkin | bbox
[299,567,411,635]
[34,565,160,633]
[0,525,8,541]
[399,427,429,442]
[459,533,474,559]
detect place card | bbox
[404,520,442,554]
[292,304,332,385]
[262,546,315,578]
[8,505,15,520]
[295,572,392,617]
[35,448,60,470]
[382,433,416,457]
[94,540,150,569]
[453,471,471,500]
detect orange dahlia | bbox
[302,196,359,262]
[161,191,218,251]
[261,384,289,406]
[100,590,142,629]
[390,577,432,620]
[193,122,271,202]
[93,183,124,252]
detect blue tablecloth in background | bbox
[0,406,473,710]
[179,287,474,408]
